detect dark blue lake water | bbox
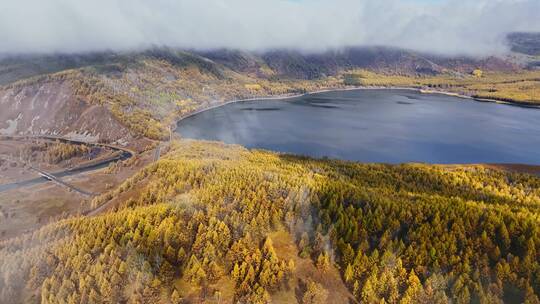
[176,89,540,164]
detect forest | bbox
[17,141,92,165]
[1,140,539,303]
[344,70,540,104]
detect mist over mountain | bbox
[1,0,539,56]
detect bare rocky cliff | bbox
[0,79,133,144]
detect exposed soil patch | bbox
[0,182,85,240]
[0,144,156,241]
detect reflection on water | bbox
[241,107,281,111]
[177,89,540,164]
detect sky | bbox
[0,0,538,56]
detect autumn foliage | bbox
[1,141,539,303]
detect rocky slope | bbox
[0,79,132,143]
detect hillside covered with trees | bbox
[1,140,539,303]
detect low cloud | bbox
[0,0,538,56]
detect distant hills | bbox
[2,31,539,87]
[0,46,524,86]
[507,32,540,56]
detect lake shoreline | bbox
[173,86,539,131]
[417,89,540,108]
[174,87,540,167]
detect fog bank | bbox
[0,0,539,56]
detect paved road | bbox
[0,135,134,194]
[1,134,136,156]
[31,166,94,197]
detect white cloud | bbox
[0,0,538,56]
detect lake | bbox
[176,89,540,164]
